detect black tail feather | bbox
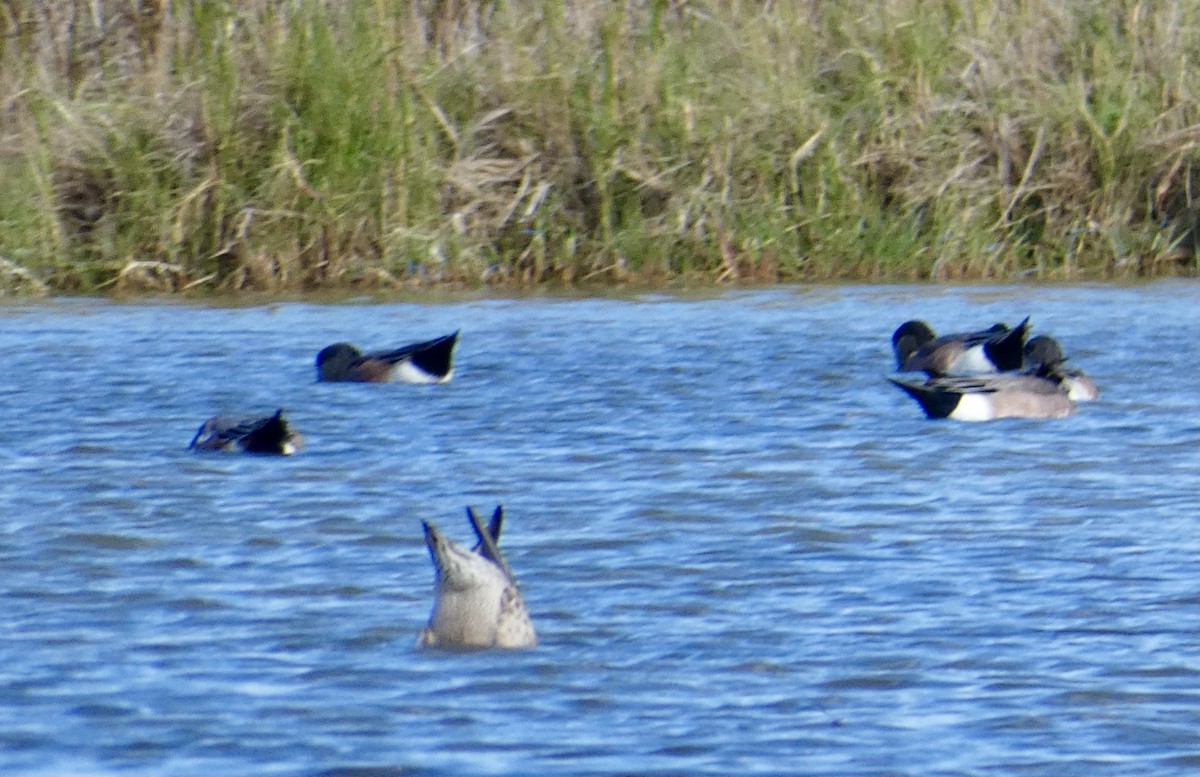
[409,331,459,378]
[467,504,517,584]
[889,379,961,419]
[242,408,290,454]
[982,316,1029,372]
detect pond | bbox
[1,282,1197,775]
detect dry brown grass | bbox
[0,0,1196,295]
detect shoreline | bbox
[2,2,1197,294]
[3,275,1195,307]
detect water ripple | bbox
[0,284,1197,776]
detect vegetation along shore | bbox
[0,0,1197,296]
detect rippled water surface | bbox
[1,283,1197,776]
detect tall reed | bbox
[0,0,1195,294]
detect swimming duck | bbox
[189,409,302,455]
[417,505,536,650]
[888,362,1076,422]
[316,331,459,384]
[893,317,1030,376]
[1023,335,1100,401]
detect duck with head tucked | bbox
[316,331,459,384]
[189,409,303,455]
[893,317,1030,376]
[1023,334,1099,401]
[417,505,536,650]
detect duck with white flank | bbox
[889,367,1077,422]
[892,317,1030,376]
[316,331,458,384]
[417,506,536,650]
[188,409,302,455]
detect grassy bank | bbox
[0,0,1196,295]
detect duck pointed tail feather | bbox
[469,506,507,563]
[888,378,960,420]
[467,505,517,584]
[242,410,291,454]
[485,505,503,545]
[983,316,1030,372]
[408,331,458,379]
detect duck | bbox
[316,331,459,384]
[888,361,1076,422]
[417,505,537,650]
[893,317,1030,376]
[189,409,302,455]
[1023,335,1100,401]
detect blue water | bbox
[0,283,1197,776]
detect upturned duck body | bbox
[417,506,536,650]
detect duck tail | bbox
[410,331,459,379]
[242,409,291,454]
[467,505,517,584]
[983,316,1030,372]
[888,378,960,419]
[485,504,503,545]
[468,504,504,552]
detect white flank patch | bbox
[1066,377,1099,402]
[390,361,452,384]
[949,347,999,375]
[949,392,995,422]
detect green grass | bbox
[0,0,1196,295]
